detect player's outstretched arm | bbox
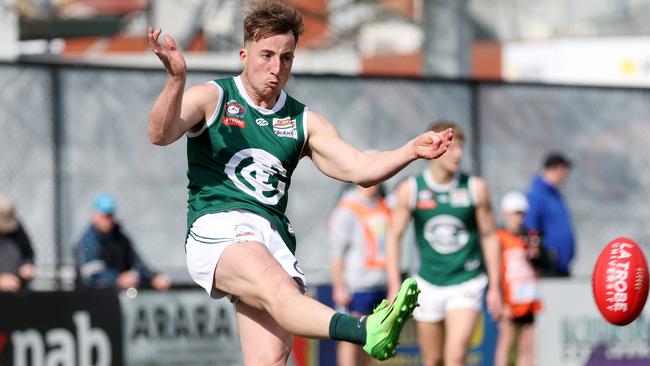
[305,112,453,186]
[474,177,503,321]
[147,27,214,146]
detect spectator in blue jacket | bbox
[524,152,575,277]
[76,193,171,290]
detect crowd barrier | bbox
[0,289,240,366]
[2,279,650,365]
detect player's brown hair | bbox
[244,1,304,44]
[430,120,464,143]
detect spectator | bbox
[494,191,542,366]
[525,152,575,277]
[0,195,36,292]
[328,183,391,366]
[75,193,171,291]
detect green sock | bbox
[328,313,367,345]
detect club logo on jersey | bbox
[273,117,298,139]
[417,190,437,209]
[255,118,269,126]
[423,214,469,254]
[225,100,246,117]
[225,148,287,205]
[450,188,471,207]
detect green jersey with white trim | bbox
[412,171,484,285]
[186,76,308,253]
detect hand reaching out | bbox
[147,27,187,79]
[412,128,454,160]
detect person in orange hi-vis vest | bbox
[494,191,543,366]
[328,182,391,366]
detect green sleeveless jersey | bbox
[186,76,308,253]
[411,171,484,285]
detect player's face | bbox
[240,33,296,101]
[437,138,464,173]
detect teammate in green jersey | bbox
[386,121,503,366]
[147,1,452,364]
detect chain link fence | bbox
[479,83,650,278]
[1,61,648,288]
[0,64,56,285]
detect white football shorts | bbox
[413,273,488,323]
[185,210,306,299]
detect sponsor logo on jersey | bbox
[255,118,268,126]
[273,117,298,139]
[234,225,256,242]
[417,200,437,210]
[225,99,246,117]
[222,117,245,128]
[437,193,449,204]
[423,214,469,254]
[464,258,481,271]
[225,148,287,205]
[450,188,471,207]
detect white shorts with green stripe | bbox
[185,210,306,299]
[412,273,487,322]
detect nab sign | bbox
[0,289,122,366]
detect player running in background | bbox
[386,121,502,366]
[147,1,453,364]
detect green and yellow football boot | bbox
[363,278,420,360]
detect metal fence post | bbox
[51,63,63,289]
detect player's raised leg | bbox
[215,242,420,362]
[215,242,335,338]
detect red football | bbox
[592,237,649,326]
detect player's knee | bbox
[446,347,468,365]
[245,345,291,366]
[256,270,300,309]
[268,344,292,366]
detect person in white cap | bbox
[494,191,543,366]
[0,194,36,292]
